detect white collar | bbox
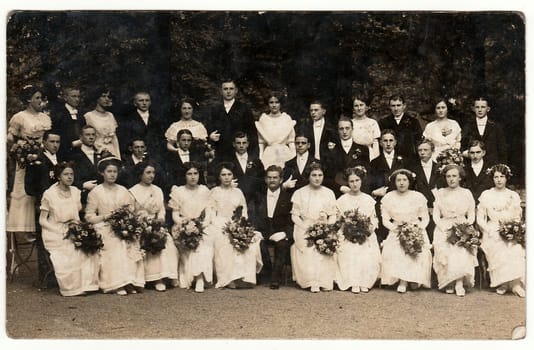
[394,113,404,120]
[65,103,78,114]
[137,109,149,118]
[384,151,395,159]
[313,119,324,127]
[236,152,248,159]
[44,149,57,159]
[268,188,281,197]
[81,144,95,153]
[341,138,353,147]
[297,151,309,160]
[476,116,488,124]
[421,159,432,167]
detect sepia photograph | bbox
[1,0,529,347]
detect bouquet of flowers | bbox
[9,138,42,169]
[139,216,168,255]
[172,210,206,252]
[305,222,340,256]
[446,222,481,254]
[64,221,104,255]
[436,147,464,172]
[337,209,372,244]
[498,219,526,248]
[223,205,258,253]
[396,222,425,257]
[105,205,143,243]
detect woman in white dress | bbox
[168,162,212,292]
[432,164,477,296]
[39,162,99,296]
[85,157,144,295]
[381,169,432,293]
[477,164,525,297]
[291,162,337,293]
[129,161,179,292]
[335,166,381,293]
[351,94,381,161]
[255,92,296,168]
[422,98,461,161]
[165,97,208,152]
[205,162,263,288]
[83,88,121,159]
[7,85,52,235]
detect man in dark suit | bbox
[298,100,337,162]
[207,79,258,158]
[463,140,494,204]
[378,94,422,162]
[460,97,507,166]
[251,165,293,289]
[282,132,319,196]
[117,91,165,162]
[164,129,205,189]
[50,85,85,160]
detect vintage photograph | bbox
[3,5,527,343]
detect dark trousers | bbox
[34,203,56,287]
[260,239,290,284]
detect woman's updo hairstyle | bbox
[53,161,75,181]
[388,168,416,189]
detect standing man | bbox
[303,100,337,161]
[378,95,422,161]
[51,85,85,160]
[252,165,293,289]
[282,132,319,195]
[208,78,258,158]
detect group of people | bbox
[6,79,524,299]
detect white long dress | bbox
[168,185,213,288]
[85,184,144,292]
[84,110,121,159]
[478,188,525,288]
[129,183,178,283]
[290,185,337,289]
[7,110,51,232]
[380,190,432,287]
[335,192,381,290]
[40,184,99,296]
[432,187,478,289]
[205,187,263,288]
[351,117,381,161]
[255,112,296,168]
[422,119,461,161]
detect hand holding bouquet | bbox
[64,221,104,255]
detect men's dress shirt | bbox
[178,149,190,163]
[267,188,281,218]
[236,152,248,173]
[313,119,324,160]
[132,154,144,165]
[65,103,78,120]
[224,99,235,114]
[476,116,488,136]
[44,150,58,166]
[81,144,95,164]
[394,113,404,125]
[296,151,309,174]
[137,109,149,126]
[471,160,484,177]
[384,151,395,169]
[341,139,353,154]
[421,159,432,183]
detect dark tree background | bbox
[6,11,525,185]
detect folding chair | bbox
[7,232,37,282]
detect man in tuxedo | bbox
[282,132,319,196]
[51,85,85,160]
[117,91,165,162]
[460,97,507,166]
[207,79,258,158]
[378,94,422,162]
[463,140,494,205]
[301,100,337,162]
[252,165,293,289]
[164,129,205,188]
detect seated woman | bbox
[165,97,208,153]
[39,162,99,296]
[129,161,179,291]
[477,164,525,297]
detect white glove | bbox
[282,175,297,189]
[82,180,98,191]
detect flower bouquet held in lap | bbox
[139,216,168,254]
[9,137,42,168]
[172,210,206,252]
[223,205,259,253]
[105,205,142,242]
[498,220,526,248]
[305,220,340,256]
[396,222,425,257]
[446,222,481,254]
[64,221,104,255]
[337,209,372,244]
[436,148,464,172]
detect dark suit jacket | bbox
[463,160,494,204]
[164,149,205,188]
[408,160,441,208]
[208,100,258,157]
[251,188,293,242]
[50,104,86,160]
[368,152,409,192]
[460,117,507,166]
[70,147,102,203]
[282,153,319,193]
[324,141,370,193]
[378,112,422,161]
[298,119,337,161]
[117,109,165,162]
[226,154,265,203]
[24,151,60,200]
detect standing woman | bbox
[39,162,99,296]
[84,88,121,159]
[351,94,381,161]
[255,92,296,168]
[380,169,432,293]
[477,164,525,297]
[85,157,144,295]
[165,97,209,151]
[422,98,462,161]
[205,162,263,288]
[335,166,381,293]
[7,85,51,236]
[129,161,179,292]
[290,162,337,293]
[432,164,477,296]
[168,162,212,292]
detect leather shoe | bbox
[270,283,280,290]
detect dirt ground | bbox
[3,271,526,340]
